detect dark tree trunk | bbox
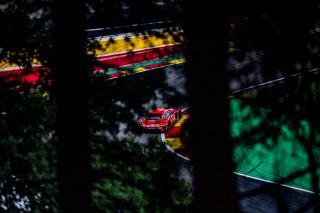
[183,0,238,212]
[52,0,91,212]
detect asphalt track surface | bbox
[160,104,318,212]
[159,65,320,212]
[160,105,320,212]
[235,174,320,213]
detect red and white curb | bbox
[160,107,191,161]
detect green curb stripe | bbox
[231,98,320,192]
[96,54,185,76]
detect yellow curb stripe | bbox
[174,115,189,127]
[1,30,184,71]
[165,137,184,150]
[132,67,146,73]
[95,33,184,56]
[168,58,186,64]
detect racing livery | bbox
[139,107,182,132]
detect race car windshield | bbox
[147,113,161,119]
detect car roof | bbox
[150,107,170,114]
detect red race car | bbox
[139,107,182,132]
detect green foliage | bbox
[0,88,58,213]
[91,136,192,213]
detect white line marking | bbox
[0,64,42,72]
[234,172,318,194]
[92,28,183,41]
[230,68,320,94]
[86,21,177,32]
